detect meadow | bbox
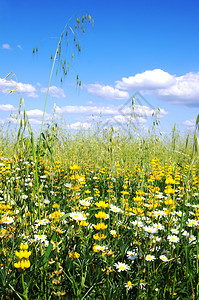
[0,13,199,300]
[0,119,198,299]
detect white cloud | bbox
[115,69,199,107]
[17,44,23,50]
[55,105,119,115]
[115,69,175,91]
[0,104,16,111]
[156,72,199,106]
[0,78,38,98]
[40,86,66,98]
[26,109,48,118]
[105,114,147,125]
[28,118,42,125]
[120,104,168,118]
[183,119,196,127]
[2,43,12,50]
[67,121,92,130]
[86,83,129,100]
[55,104,168,120]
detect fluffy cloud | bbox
[55,104,167,119]
[116,69,175,91]
[0,78,38,98]
[67,122,92,130]
[115,69,199,107]
[156,72,199,106]
[55,105,119,115]
[0,104,16,111]
[183,119,196,127]
[40,86,66,98]
[26,109,48,118]
[86,83,129,100]
[28,118,42,125]
[105,114,147,125]
[2,43,12,50]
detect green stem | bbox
[21,272,28,300]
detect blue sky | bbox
[0,0,198,135]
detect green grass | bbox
[0,120,198,299]
[0,11,198,299]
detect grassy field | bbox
[0,119,198,299]
[0,13,199,299]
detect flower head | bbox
[69,212,86,221]
[114,262,130,272]
[95,211,109,219]
[127,251,138,261]
[145,254,156,261]
[167,235,179,243]
[159,255,169,262]
[125,280,133,290]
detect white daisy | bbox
[109,204,123,213]
[125,281,133,290]
[69,212,86,221]
[145,254,156,261]
[167,235,179,243]
[79,199,91,207]
[127,251,138,261]
[159,255,169,262]
[114,262,130,272]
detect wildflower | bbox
[164,186,175,194]
[171,228,179,235]
[52,203,60,209]
[93,243,107,252]
[79,199,91,207]
[167,235,179,243]
[110,230,117,237]
[107,249,114,256]
[34,233,46,241]
[189,235,196,244]
[93,233,107,241]
[145,254,156,261]
[159,255,169,262]
[109,204,123,213]
[187,219,199,227]
[154,223,165,231]
[182,230,189,237]
[69,251,80,260]
[79,220,89,227]
[50,211,64,221]
[127,251,138,261]
[94,223,108,230]
[125,281,133,290]
[95,201,109,209]
[64,183,72,188]
[35,219,50,226]
[95,211,109,219]
[143,226,158,234]
[131,220,144,227]
[69,212,86,221]
[14,244,31,271]
[1,216,14,224]
[114,262,130,272]
[70,164,80,170]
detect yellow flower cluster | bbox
[70,164,80,170]
[94,223,108,230]
[14,244,31,270]
[95,201,109,208]
[95,211,108,219]
[69,251,80,260]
